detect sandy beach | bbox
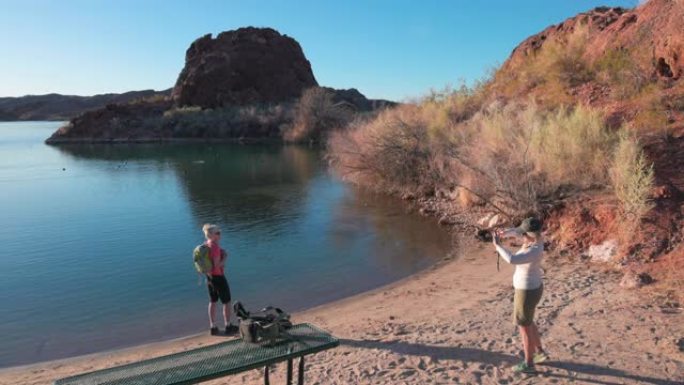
[1,240,682,385]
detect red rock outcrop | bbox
[492,0,684,288]
[502,0,684,81]
[492,0,684,175]
[171,27,318,108]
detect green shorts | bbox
[513,285,543,326]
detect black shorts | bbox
[207,275,231,304]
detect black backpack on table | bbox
[233,301,293,345]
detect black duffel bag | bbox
[233,301,293,345]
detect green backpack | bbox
[193,244,213,275]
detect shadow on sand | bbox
[340,338,518,366]
[341,339,681,385]
[542,361,682,385]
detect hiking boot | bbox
[533,351,549,364]
[225,324,239,335]
[512,361,536,374]
[210,326,219,336]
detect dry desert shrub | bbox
[610,131,655,236]
[593,48,649,100]
[329,95,620,217]
[328,104,443,196]
[527,104,616,187]
[283,87,354,142]
[630,85,672,137]
[491,25,593,103]
[454,102,616,213]
[328,84,489,194]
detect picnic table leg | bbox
[298,356,305,385]
[264,365,270,385]
[286,358,293,385]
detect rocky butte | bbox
[46,27,391,143]
[172,27,318,108]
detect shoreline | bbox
[44,136,288,145]
[2,242,682,384]
[0,253,455,374]
[0,245,496,384]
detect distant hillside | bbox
[0,90,170,121]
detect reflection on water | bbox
[0,122,453,367]
[56,144,319,228]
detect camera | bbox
[475,228,494,242]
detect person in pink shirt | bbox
[202,223,238,335]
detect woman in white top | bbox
[493,217,549,373]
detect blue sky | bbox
[0,0,637,101]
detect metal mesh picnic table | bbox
[54,323,339,385]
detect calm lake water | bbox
[0,121,453,368]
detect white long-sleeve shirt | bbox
[495,237,544,290]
